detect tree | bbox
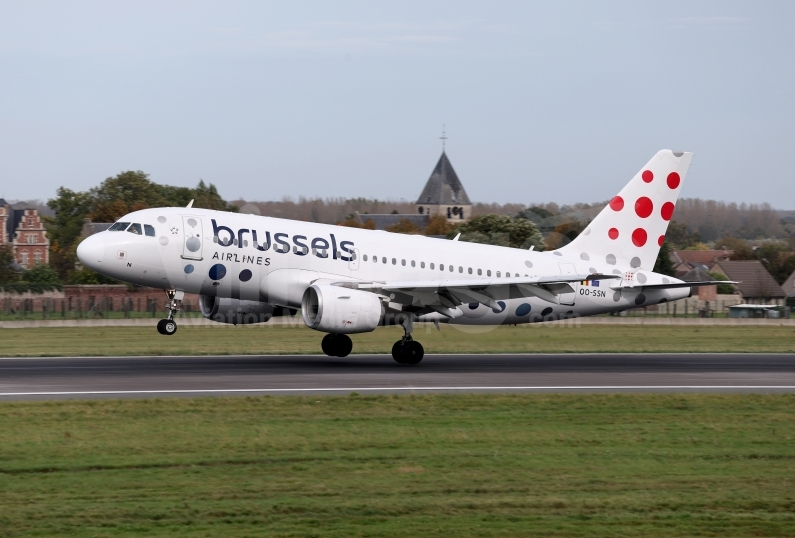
[653,241,676,277]
[386,219,421,235]
[446,214,544,250]
[0,245,20,284]
[21,264,61,286]
[707,270,736,294]
[664,221,701,250]
[423,215,453,236]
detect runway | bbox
[1,353,795,400]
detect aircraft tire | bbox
[403,341,424,365]
[392,340,406,364]
[159,319,177,336]
[334,334,353,357]
[321,334,336,356]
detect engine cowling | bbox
[301,284,383,334]
[199,295,275,325]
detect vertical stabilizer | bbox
[560,150,692,271]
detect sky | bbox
[0,1,793,208]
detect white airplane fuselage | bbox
[77,206,689,326]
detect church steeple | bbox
[415,150,472,221]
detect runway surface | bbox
[2,353,795,400]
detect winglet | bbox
[186,199,194,208]
[452,233,460,241]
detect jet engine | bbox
[199,295,275,325]
[301,284,383,334]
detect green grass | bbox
[1,393,794,536]
[2,324,795,357]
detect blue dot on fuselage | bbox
[492,301,506,314]
[239,269,252,282]
[515,303,531,316]
[541,307,553,316]
[208,263,227,280]
[184,264,194,274]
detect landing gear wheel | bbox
[321,334,336,356]
[157,319,177,336]
[334,334,353,357]
[403,340,424,365]
[392,340,407,364]
[321,334,353,357]
[392,339,423,364]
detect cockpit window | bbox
[127,223,143,235]
[109,222,130,231]
[144,224,155,237]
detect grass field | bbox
[2,324,795,357]
[1,393,794,537]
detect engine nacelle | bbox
[301,284,383,334]
[199,295,275,325]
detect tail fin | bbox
[560,149,692,271]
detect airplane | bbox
[76,149,732,364]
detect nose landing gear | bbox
[157,289,183,336]
[391,314,424,365]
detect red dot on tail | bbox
[661,201,675,221]
[609,196,624,211]
[632,228,647,247]
[658,235,665,247]
[667,172,681,189]
[635,197,653,218]
[608,228,619,240]
[642,170,653,183]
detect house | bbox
[363,150,472,231]
[670,249,732,278]
[782,268,795,299]
[680,266,717,301]
[0,199,50,268]
[712,260,786,304]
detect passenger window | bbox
[411,260,415,267]
[144,224,155,237]
[487,270,492,277]
[363,254,368,261]
[459,266,463,273]
[430,263,435,269]
[127,223,142,235]
[421,262,425,268]
[468,268,472,274]
[440,264,445,271]
[392,258,397,265]
[109,222,130,231]
[449,265,454,272]
[496,271,501,277]
[382,257,387,264]
[402,259,406,266]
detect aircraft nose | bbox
[76,234,106,271]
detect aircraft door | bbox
[557,262,577,305]
[348,248,360,271]
[181,216,204,260]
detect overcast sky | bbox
[1,1,793,208]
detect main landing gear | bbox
[391,315,424,365]
[321,333,353,357]
[157,289,183,336]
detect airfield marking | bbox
[2,386,795,396]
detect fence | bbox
[0,296,204,321]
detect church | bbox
[361,150,472,231]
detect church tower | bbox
[415,151,472,222]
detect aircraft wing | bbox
[608,280,740,291]
[333,274,620,315]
